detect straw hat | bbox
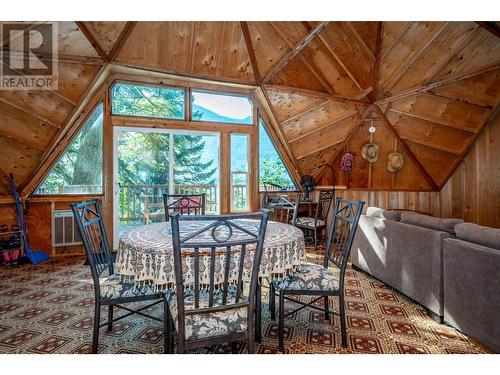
[361,143,379,163]
[387,152,404,173]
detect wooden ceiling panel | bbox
[84,22,127,55]
[434,27,500,81]
[190,22,223,77]
[246,22,289,78]
[56,63,102,105]
[430,70,500,107]
[291,113,358,160]
[392,22,478,94]
[406,141,460,186]
[319,22,374,90]
[300,37,360,97]
[271,22,309,48]
[0,89,73,127]
[116,22,193,74]
[0,136,42,188]
[378,22,448,95]
[0,101,55,151]
[297,143,341,177]
[387,111,474,155]
[217,22,255,82]
[265,89,325,123]
[282,101,357,142]
[349,22,379,55]
[379,22,411,58]
[390,92,491,133]
[270,54,326,92]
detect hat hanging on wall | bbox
[387,152,404,173]
[340,152,355,172]
[361,143,379,163]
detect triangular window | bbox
[259,119,296,191]
[35,103,104,195]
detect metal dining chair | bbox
[163,193,206,221]
[164,210,269,354]
[71,200,165,354]
[264,192,301,225]
[268,197,365,350]
[294,190,334,250]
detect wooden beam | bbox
[475,22,500,39]
[214,22,226,79]
[108,21,137,62]
[380,22,412,61]
[2,49,105,65]
[439,101,500,189]
[399,136,462,156]
[385,22,449,93]
[374,105,439,190]
[0,97,59,129]
[261,21,329,84]
[314,107,372,182]
[346,22,376,61]
[303,21,365,93]
[375,63,500,105]
[281,99,330,125]
[240,22,262,82]
[76,21,110,62]
[0,131,46,152]
[371,22,383,103]
[262,84,369,105]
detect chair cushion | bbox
[295,217,326,228]
[166,287,248,341]
[273,263,339,291]
[99,274,157,300]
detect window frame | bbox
[33,100,106,197]
[229,133,250,213]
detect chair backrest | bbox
[315,190,334,220]
[169,210,269,345]
[71,200,113,285]
[324,197,365,284]
[262,181,285,192]
[265,192,301,224]
[163,193,206,221]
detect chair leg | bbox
[278,290,285,351]
[168,313,174,354]
[107,305,114,332]
[247,338,254,354]
[313,228,317,251]
[231,342,239,354]
[164,299,169,354]
[269,283,276,320]
[323,296,330,321]
[92,301,101,354]
[255,282,262,343]
[339,294,347,347]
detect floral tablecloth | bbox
[116,220,306,290]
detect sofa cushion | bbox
[366,207,401,221]
[454,223,500,250]
[400,212,463,235]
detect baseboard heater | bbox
[52,210,83,247]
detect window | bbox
[259,120,296,191]
[111,82,185,119]
[191,90,253,125]
[35,103,104,195]
[231,134,249,211]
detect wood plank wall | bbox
[336,112,500,228]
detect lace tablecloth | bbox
[116,220,306,289]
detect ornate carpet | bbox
[0,252,491,354]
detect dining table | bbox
[115,219,307,341]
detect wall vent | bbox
[52,210,82,247]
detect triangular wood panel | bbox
[83,22,127,55]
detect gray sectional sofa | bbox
[351,207,500,353]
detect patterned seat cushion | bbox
[273,263,339,291]
[295,217,326,228]
[99,274,157,300]
[166,287,248,341]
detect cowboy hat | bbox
[387,152,404,173]
[361,143,379,163]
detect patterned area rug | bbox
[0,253,491,354]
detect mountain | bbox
[192,104,252,124]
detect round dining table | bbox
[116,220,306,290]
